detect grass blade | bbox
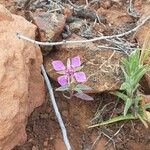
[113,91,129,102]
[124,98,132,116]
[145,103,150,109]
[88,114,136,128]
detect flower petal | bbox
[74,72,86,83]
[52,60,65,71]
[57,75,68,86]
[71,56,81,68]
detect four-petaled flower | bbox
[52,56,86,86]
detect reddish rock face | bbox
[134,3,150,92]
[28,10,66,53]
[30,11,66,42]
[44,34,124,93]
[97,7,133,27]
[0,5,45,150]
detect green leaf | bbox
[121,66,130,83]
[145,103,150,109]
[129,50,140,72]
[122,49,140,77]
[131,83,140,95]
[88,114,136,128]
[137,113,148,128]
[112,92,132,116]
[134,96,141,109]
[113,91,129,102]
[124,98,132,116]
[74,88,83,93]
[75,84,92,91]
[134,65,150,85]
[120,82,130,90]
[121,58,130,75]
[56,85,69,91]
[120,82,132,94]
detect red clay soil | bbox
[13,91,150,150]
[1,0,150,150]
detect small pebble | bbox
[44,140,48,147]
[32,146,37,150]
[46,106,51,113]
[62,110,68,117]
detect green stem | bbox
[88,114,137,128]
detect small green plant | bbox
[89,49,150,128]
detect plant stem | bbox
[88,114,136,128]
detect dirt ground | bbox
[13,90,150,150]
[1,0,150,150]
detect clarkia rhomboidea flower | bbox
[52,56,93,101]
[52,56,86,86]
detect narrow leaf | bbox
[145,103,150,109]
[88,114,136,128]
[121,58,130,75]
[74,88,83,93]
[112,91,129,102]
[121,65,129,82]
[76,84,92,91]
[124,98,132,116]
[134,65,150,85]
[137,114,148,128]
[56,85,69,91]
[74,92,94,101]
[120,82,132,94]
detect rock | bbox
[15,0,27,8]
[43,139,48,147]
[134,4,150,92]
[32,145,38,150]
[97,7,132,27]
[134,3,150,46]
[69,20,84,33]
[44,34,123,92]
[0,5,45,150]
[134,22,150,47]
[54,138,66,150]
[30,11,66,42]
[28,11,66,53]
[0,5,13,21]
[136,27,150,92]
[32,12,66,41]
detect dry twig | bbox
[90,133,102,150]
[104,123,125,148]
[16,16,150,46]
[127,0,140,18]
[41,64,71,150]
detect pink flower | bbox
[52,56,86,86]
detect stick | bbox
[104,123,125,147]
[41,64,72,150]
[90,133,102,150]
[16,16,150,46]
[127,0,140,18]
